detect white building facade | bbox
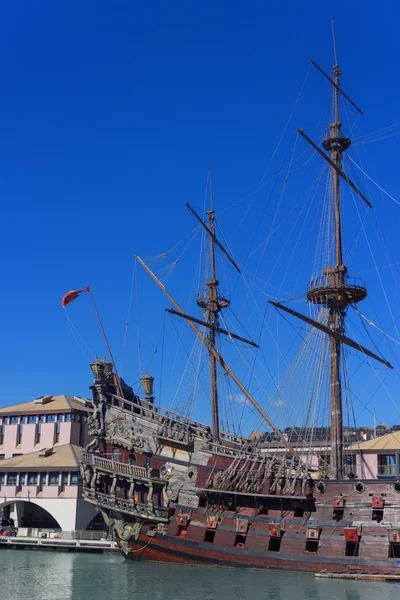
[0,395,101,532]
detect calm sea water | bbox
[0,551,398,600]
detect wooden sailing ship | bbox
[79,26,400,573]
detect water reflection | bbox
[0,551,398,600]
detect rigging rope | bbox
[346,154,400,206]
[230,63,312,243]
[120,259,136,377]
[351,305,400,347]
[64,309,94,357]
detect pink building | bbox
[0,395,100,532]
[350,431,400,480]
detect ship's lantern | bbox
[388,530,400,543]
[90,356,104,378]
[140,373,155,397]
[101,357,113,375]
[333,495,345,508]
[236,518,248,534]
[307,526,320,539]
[344,527,361,542]
[372,496,384,509]
[269,524,282,538]
[178,515,188,527]
[206,516,219,529]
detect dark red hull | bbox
[115,476,400,575]
[118,531,400,575]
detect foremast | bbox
[196,169,230,442]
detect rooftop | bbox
[0,443,81,470]
[0,394,93,416]
[350,430,400,452]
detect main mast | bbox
[197,169,230,443]
[307,21,367,479]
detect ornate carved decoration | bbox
[105,417,145,450]
[119,540,131,555]
[113,519,142,541]
[156,523,167,536]
[80,465,92,487]
[160,463,174,481]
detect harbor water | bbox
[0,551,399,600]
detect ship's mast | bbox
[197,169,230,443]
[206,171,220,442]
[274,33,392,475]
[328,20,345,480]
[306,20,368,479]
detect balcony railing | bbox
[308,273,367,292]
[83,488,169,522]
[81,451,148,479]
[378,464,397,477]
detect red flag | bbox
[61,286,90,307]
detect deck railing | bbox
[107,393,247,445]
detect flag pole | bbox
[88,289,124,399]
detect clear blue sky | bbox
[0,1,399,430]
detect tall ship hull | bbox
[72,21,400,574]
[80,392,400,574]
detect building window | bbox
[12,454,22,458]
[344,454,357,477]
[27,473,38,486]
[0,425,4,445]
[65,414,72,423]
[57,414,64,422]
[3,417,8,425]
[46,414,56,423]
[39,473,47,489]
[28,415,36,424]
[21,416,27,424]
[36,423,41,444]
[48,472,60,486]
[10,416,18,425]
[378,455,396,476]
[318,455,330,477]
[17,424,23,445]
[38,415,45,423]
[55,421,61,443]
[0,455,4,460]
[112,448,120,462]
[7,473,17,486]
[0,474,4,490]
[61,472,69,491]
[70,472,81,486]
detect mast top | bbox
[331,17,338,67]
[208,167,214,213]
